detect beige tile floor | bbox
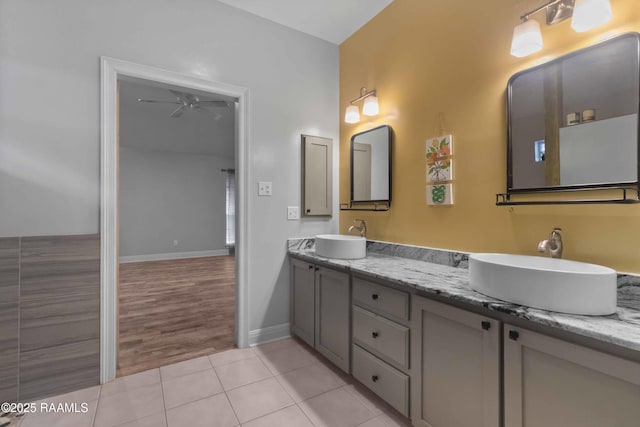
[10,338,412,427]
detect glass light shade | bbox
[510,19,544,58]
[362,95,379,116]
[344,105,360,123]
[571,0,612,33]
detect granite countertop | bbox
[288,238,640,354]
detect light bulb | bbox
[510,19,544,58]
[362,95,379,116]
[571,0,612,33]
[344,105,360,123]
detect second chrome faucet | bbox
[348,219,367,238]
[538,228,563,258]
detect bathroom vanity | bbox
[288,239,640,427]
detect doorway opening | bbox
[116,77,237,376]
[100,57,250,383]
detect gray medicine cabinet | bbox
[301,134,333,216]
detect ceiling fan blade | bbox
[193,105,222,114]
[137,99,182,104]
[170,105,186,118]
[197,100,232,107]
[191,106,223,120]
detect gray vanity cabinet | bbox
[290,258,316,347]
[411,297,500,427]
[504,324,640,427]
[290,257,350,373]
[351,276,411,417]
[315,266,350,372]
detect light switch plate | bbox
[258,181,272,196]
[287,206,300,220]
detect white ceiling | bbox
[119,79,236,158]
[216,0,394,44]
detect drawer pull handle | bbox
[371,331,379,339]
[315,267,320,271]
[371,294,379,301]
[481,321,491,331]
[371,375,379,382]
[509,330,520,341]
[308,265,314,270]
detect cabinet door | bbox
[411,297,500,427]
[290,258,315,347]
[504,324,640,427]
[315,266,350,373]
[302,135,333,216]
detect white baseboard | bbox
[248,323,291,347]
[119,249,230,263]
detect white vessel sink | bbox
[469,253,617,315]
[315,234,366,259]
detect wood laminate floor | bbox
[117,256,235,377]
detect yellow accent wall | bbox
[339,0,640,273]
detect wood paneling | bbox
[19,339,100,401]
[20,235,100,301]
[0,238,19,303]
[0,238,19,403]
[0,304,19,404]
[19,234,100,401]
[118,256,235,377]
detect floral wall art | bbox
[426,134,454,205]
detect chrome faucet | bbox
[537,228,563,258]
[348,219,367,238]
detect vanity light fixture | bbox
[344,105,360,124]
[510,0,613,57]
[344,87,378,123]
[511,18,544,57]
[571,0,613,32]
[362,93,379,116]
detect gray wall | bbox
[0,0,339,336]
[120,147,233,257]
[118,80,235,258]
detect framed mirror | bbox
[507,33,640,193]
[350,125,392,205]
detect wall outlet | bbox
[258,181,273,196]
[173,240,178,246]
[287,206,300,220]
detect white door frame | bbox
[99,57,250,383]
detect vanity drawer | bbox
[352,344,409,417]
[353,277,409,321]
[353,306,409,369]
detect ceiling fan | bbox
[137,89,232,119]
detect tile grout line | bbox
[236,402,297,426]
[275,366,347,405]
[222,391,241,426]
[216,357,274,392]
[211,352,259,369]
[220,374,274,393]
[208,351,259,370]
[16,237,21,403]
[294,402,318,427]
[91,385,102,427]
[158,369,169,427]
[163,389,226,413]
